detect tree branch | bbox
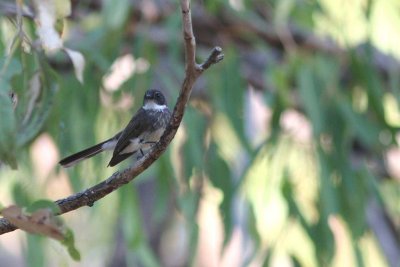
[0,0,223,235]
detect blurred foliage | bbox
[0,0,399,267]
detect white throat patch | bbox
[143,101,167,111]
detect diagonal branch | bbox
[0,0,223,235]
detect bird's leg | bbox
[136,141,158,160]
[136,149,145,160]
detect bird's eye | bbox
[155,92,160,99]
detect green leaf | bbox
[120,185,143,247]
[102,0,130,29]
[211,48,252,153]
[336,97,380,147]
[135,245,161,267]
[350,48,385,119]
[12,182,32,207]
[314,148,336,264]
[61,229,81,261]
[0,58,22,80]
[187,223,199,266]
[317,148,339,214]
[0,91,17,169]
[182,107,207,179]
[207,144,234,247]
[64,48,85,83]
[16,68,58,147]
[26,199,61,214]
[0,58,22,92]
[26,235,45,267]
[297,64,324,136]
[243,202,261,266]
[178,189,199,220]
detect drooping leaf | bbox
[243,201,262,266]
[207,143,235,247]
[282,173,313,239]
[211,48,252,153]
[297,64,324,136]
[17,69,58,147]
[336,97,380,147]
[182,107,207,180]
[0,58,22,92]
[64,48,85,84]
[350,48,385,120]
[0,91,17,169]
[61,229,81,261]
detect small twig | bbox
[197,46,224,71]
[0,0,223,235]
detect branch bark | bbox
[0,0,223,235]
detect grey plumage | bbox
[59,89,171,168]
[108,106,171,166]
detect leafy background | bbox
[0,0,399,266]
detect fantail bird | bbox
[59,89,171,167]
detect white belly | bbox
[121,127,165,154]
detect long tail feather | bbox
[59,140,109,168]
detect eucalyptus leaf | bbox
[64,48,85,84]
[0,91,17,169]
[61,229,81,261]
[297,64,324,136]
[17,71,58,147]
[337,98,380,147]
[207,144,234,247]
[0,58,22,93]
[27,199,61,214]
[102,0,130,29]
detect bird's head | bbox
[143,89,167,110]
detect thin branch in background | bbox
[0,0,224,235]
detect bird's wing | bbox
[112,108,153,157]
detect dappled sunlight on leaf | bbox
[195,182,223,266]
[358,232,389,267]
[0,0,399,265]
[102,54,150,92]
[328,215,356,267]
[383,93,400,127]
[195,180,248,267]
[64,48,85,84]
[385,147,400,181]
[211,113,247,173]
[243,138,320,265]
[33,0,63,53]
